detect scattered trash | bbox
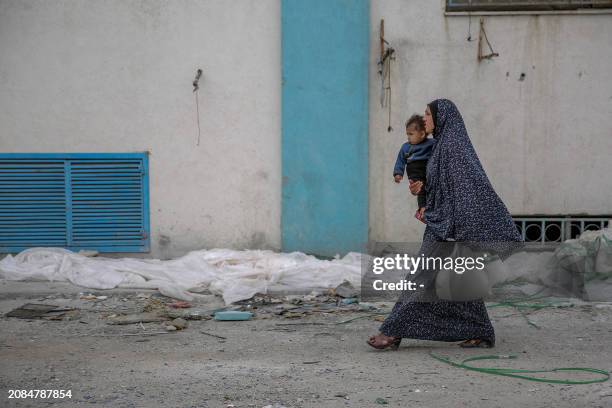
[200,331,227,340]
[282,311,305,319]
[6,303,58,318]
[6,303,80,321]
[143,298,167,313]
[80,293,108,300]
[108,313,166,325]
[341,298,358,305]
[165,308,211,321]
[46,309,81,321]
[79,331,171,338]
[267,327,297,333]
[375,397,389,404]
[169,301,192,309]
[358,302,377,310]
[302,361,320,364]
[214,311,253,321]
[335,314,388,325]
[274,304,302,315]
[285,295,304,305]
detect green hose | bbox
[487,292,574,329]
[430,352,610,385]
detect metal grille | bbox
[70,159,148,249]
[447,0,612,12]
[0,153,150,253]
[0,159,67,248]
[513,216,610,244]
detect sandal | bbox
[459,339,493,348]
[367,334,401,350]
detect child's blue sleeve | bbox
[393,144,408,177]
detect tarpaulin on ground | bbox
[0,248,362,304]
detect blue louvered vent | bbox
[0,153,150,253]
[0,159,68,248]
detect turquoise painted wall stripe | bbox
[281,0,369,256]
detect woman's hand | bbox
[415,208,425,223]
[408,179,423,195]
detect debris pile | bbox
[4,282,390,336]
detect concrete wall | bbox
[369,0,612,244]
[0,0,281,258]
[1,0,611,256]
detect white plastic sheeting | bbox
[2,229,609,305]
[0,248,362,304]
[503,228,612,280]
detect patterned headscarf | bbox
[424,99,523,255]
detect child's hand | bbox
[394,175,402,183]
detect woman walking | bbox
[367,99,523,350]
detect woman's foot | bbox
[459,339,493,348]
[367,333,401,350]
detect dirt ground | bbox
[1,280,611,408]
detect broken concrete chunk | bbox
[334,281,358,298]
[170,318,188,330]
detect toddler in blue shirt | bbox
[393,114,436,220]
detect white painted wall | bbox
[0,0,281,258]
[369,0,612,243]
[1,1,611,256]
